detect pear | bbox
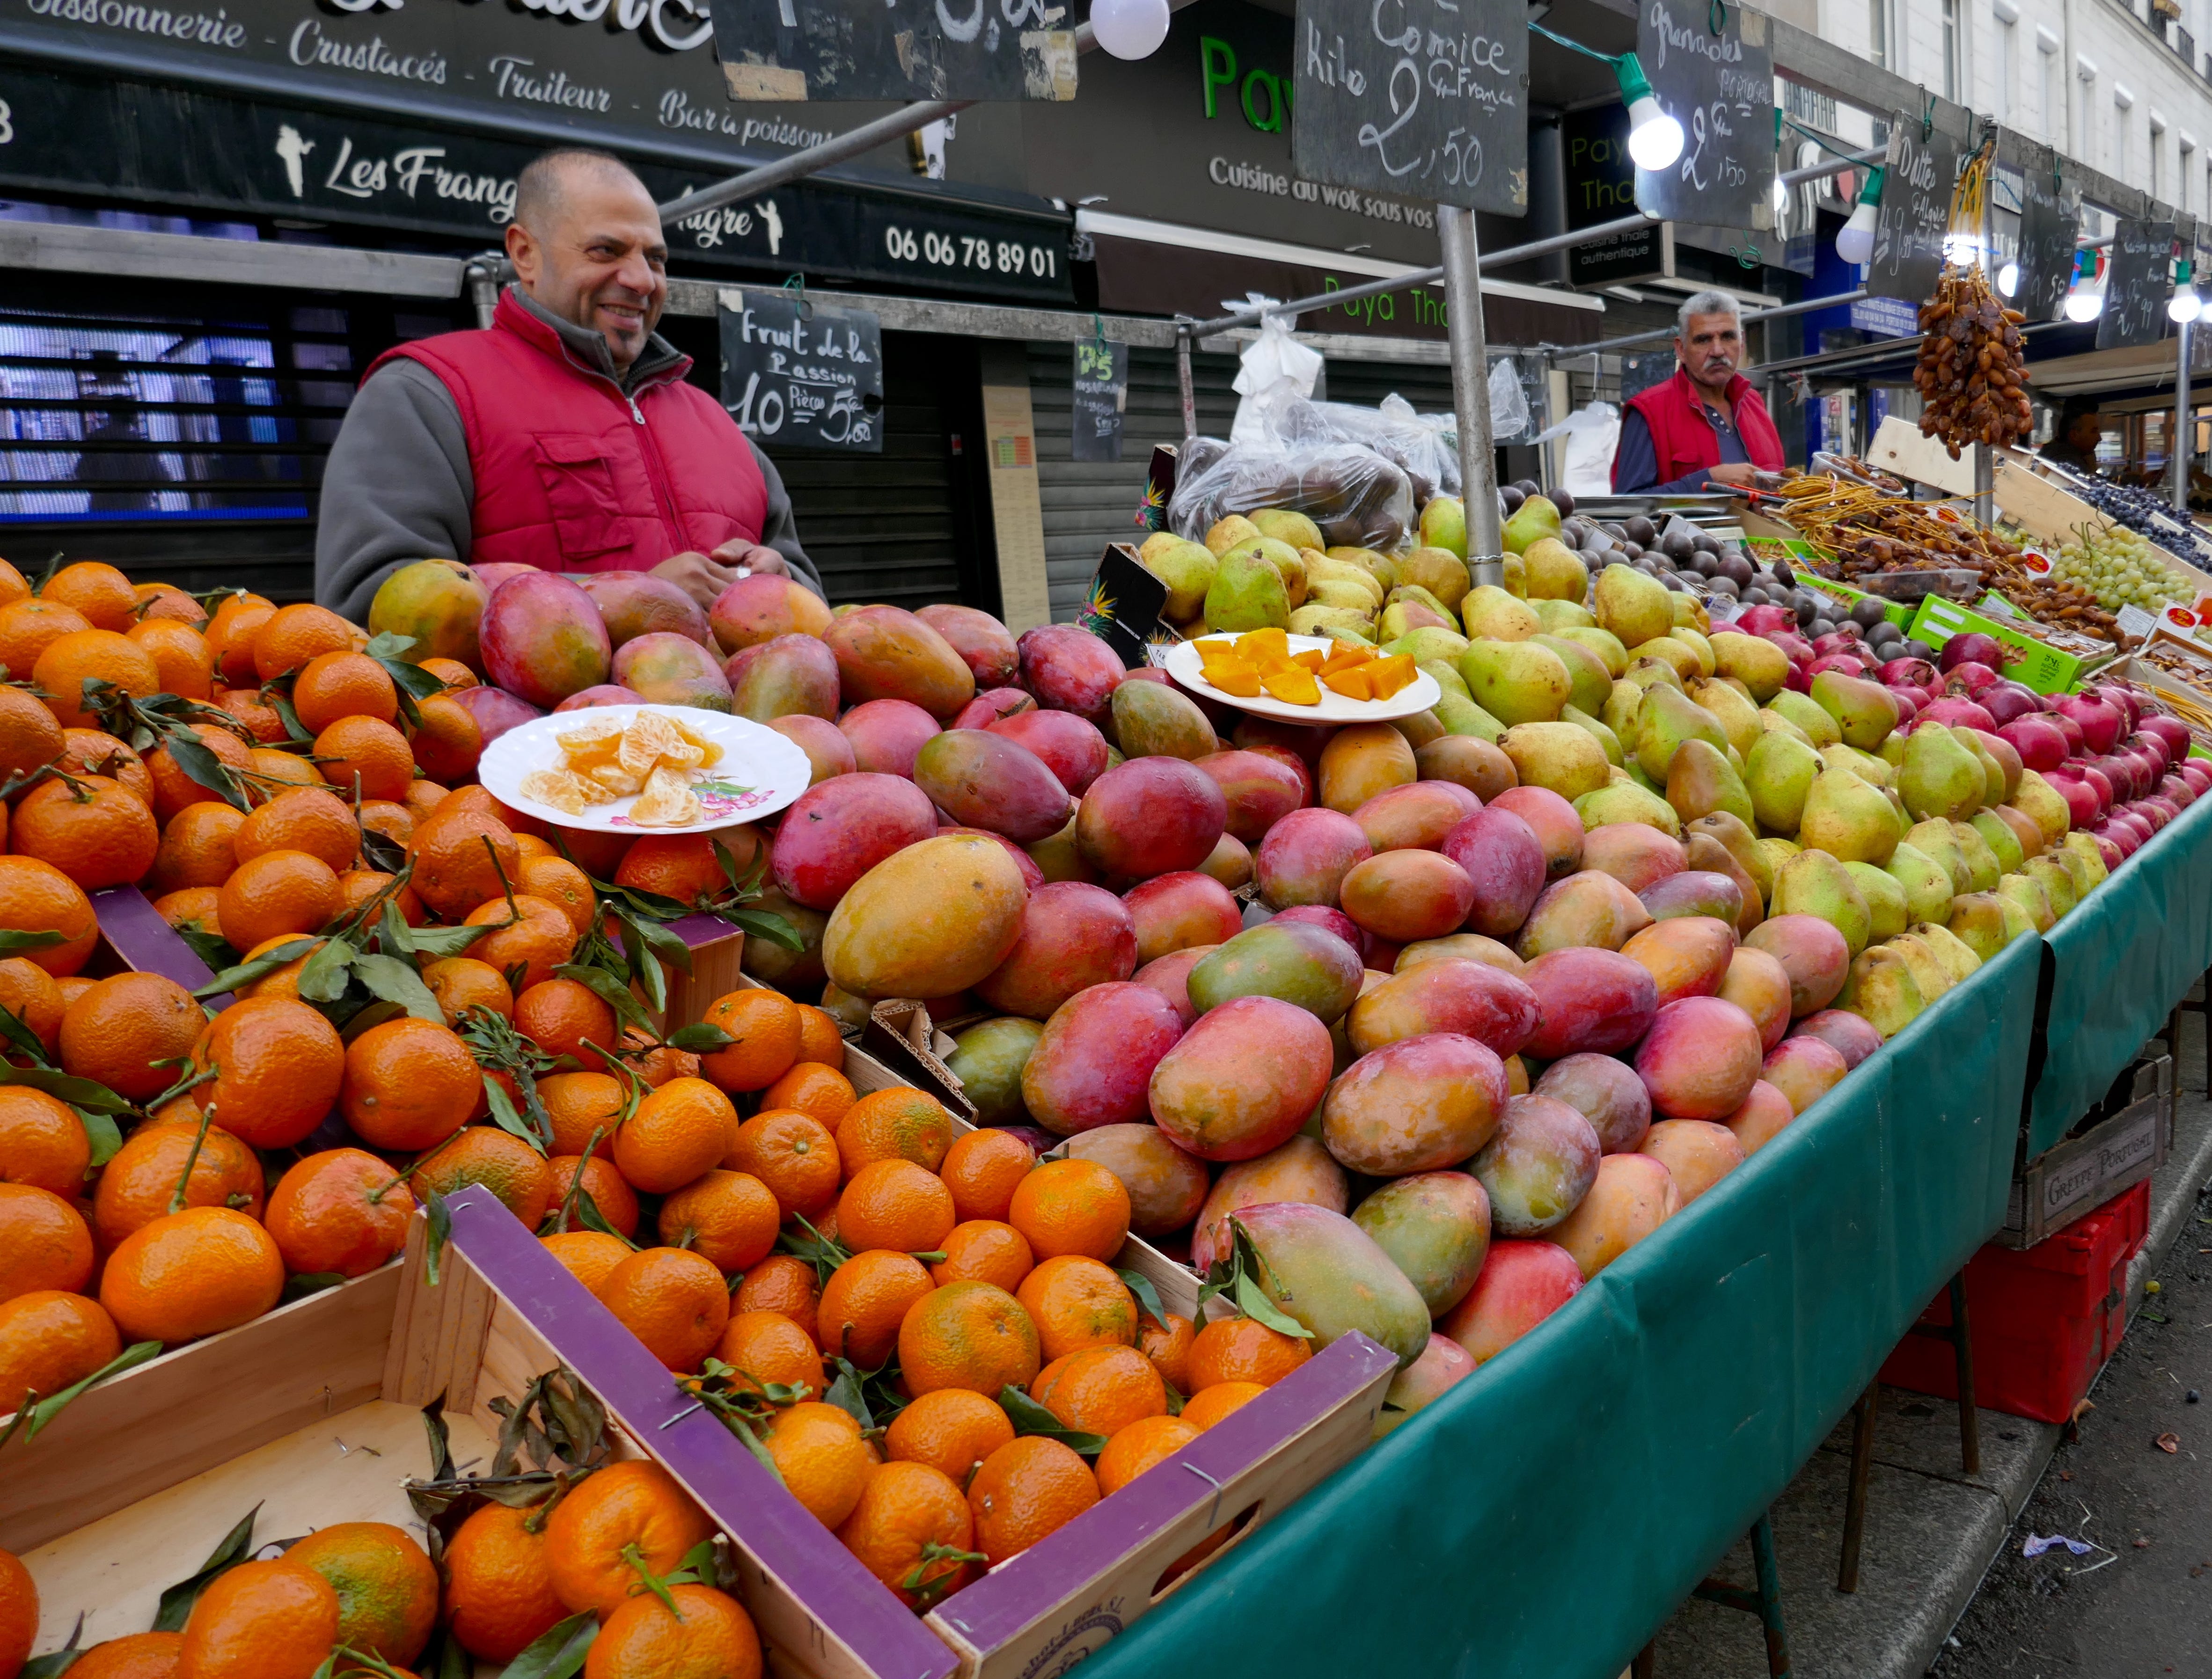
[1633,636,1701,684]
[1744,730,1821,835]
[1289,606,1372,638]
[2022,854,2080,919]
[1422,659,1471,701]
[1711,631,1790,700]
[1252,508,1324,552]
[1799,766,1902,865]
[1809,671,1900,751]
[1672,593,1712,635]
[1461,584,1540,642]
[1501,553,1528,598]
[1834,945,1926,1039]
[1685,831,1766,935]
[1886,933,1955,1002]
[1500,495,1559,555]
[1308,555,1384,604]
[1879,731,1909,769]
[1845,862,1910,941]
[1560,703,1625,768]
[2011,770,2073,847]
[1945,892,2014,962]
[1824,743,1891,788]
[1309,579,1382,615]
[1905,820,1971,892]
[1602,679,1646,745]
[1398,547,1471,613]
[1433,690,1506,744]
[1633,684,1729,784]
[1499,721,1611,802]
[1559,625,1629,677]
[1969,810,2025,876]
[1204,514,1261,555]
[1666,737,1756,829]
[1896,723,1984,823]
[1522,537,1591,602]
[1882,842,1955,926]
[1773,847,1875,955]
[1420,496,1469,559]
[1536,634,1614,717]
[1624,760,1664,796]
[1379,601,1452,641]
[1990,804,2044,860]
[2062,831,2111,891]
[1997,871,2057,933]
[1140,539,1218,621]
[1967,739,2008,808]
[1387,582,1454,619]
[1758,837,1803,882]
[1672,628,1717,679]
[1759,708,1814,749]
[1331,546,1399,591]
[1910,921,1984,983]
[2053,840,2098,900]
[1533,599,1598,635]
[1250,538,1307,608]
[1592,563,1675,649]
[1690,678,1764,757]
[1948,821,2002,892]
[1765,690,1842,748]
[1687,810,1774,908]
[1203,544,1289,631]
[1626,657,1686,697]
[1574,779,1681,835]
[1383,627,1469,664]
[1460,639,1571,726]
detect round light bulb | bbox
[1772,175,1789,216]
[2064,285,2105,322]
[1088,0,1170,59]
[1997,262,2019,297]
[1626,96,1684,170]
[1835,200,1879,268]
[2170,288,2202,323]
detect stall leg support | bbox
[1632,1514,1791,1678]
[1836,1381,1878,1594]
[2167,964,2209,1097]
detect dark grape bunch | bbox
[2064,476,2212,574]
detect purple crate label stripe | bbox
[92,885,224,996]
[934,1333,1398,1647]
[671,911,739,950]
[441,1193,958,1679]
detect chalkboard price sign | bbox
[1620,350,1676,404]
[2011,151,2079,325]
[2098,219,2175,351]
[1632,0,1775,234]
[712,0,1078,104]
[1864,117,1959,305]
[1072,340,1128,463]
[719,291,885,455]
[1291,0,1529,215]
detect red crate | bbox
[1879,1181,2150,1424]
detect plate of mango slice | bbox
[1165,628,1442,723]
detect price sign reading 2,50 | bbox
[884,226,1059,278]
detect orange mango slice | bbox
[1261,665,1322,706]
[1320,644,1376,675]
[1207,663,1262,697]
[1367,654,1418,701]
[1292,648,1329,672]
[1238,627,1291,662]
[1322,664,1375,701]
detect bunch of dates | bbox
[1914,264,2031,458]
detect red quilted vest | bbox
[368,289,767,574]
[1614,366,1786,490]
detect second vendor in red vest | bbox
[1611,291,1786,494]
[315,147,821,621]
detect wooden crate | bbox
[662,909,748,1034]
[2000,1056,2174,1248]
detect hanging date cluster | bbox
[1915,264,2032,459]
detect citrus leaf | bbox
[361,631,418,663]
[1117,1268,1170,1331]
[378,900,416,958]
[403,921,495,960]
[176,921,233,975]
[280,1272,345,1304]
[0,1339,161,1451]
[296,937,356,1004]
[0,1062,132,1114]
[194,936,317,998]
[0,929,63,955]
[425,1192,452,1288]
[626,913,693,977]
[0,1002,50,1065]
[997,1386,1107,1456]
[719,909,805,952]
[498,1612,597,1679]
[262,691,315,745]
[163,726,250,810]
[20,1616,83,1679]
[550,963,653,1035]
[152,1504,261,1629]
[483,1073,549,1154]
[351,953,446,1025]
[1233,1265,1313,1340]
[337,1000,407,1043]
[664,1023,734,1053]
[79,1109,122,1171]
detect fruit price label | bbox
[2098,219,2178,352]
[1071,339,1128,464]
[1865,116,1957,305]
[1290,0,1528,213]
[718,291,885,454]
[710,0,1077,102]
[1632,0,1775,234]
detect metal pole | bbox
[2176,317,2193,513]
[1439,205,1503,585]
[1592,289,1872,354]
[463,253,503,330]
[1176,325,1196,439]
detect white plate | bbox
[478,704,813,834]
[1165,634,1443,724]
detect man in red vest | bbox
[1611,291,1787,493]
[316,148,820,622]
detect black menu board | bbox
[711,0,1077,103]
[2098,219,2175,351]
[1071,340,1128,463]
[720,292,885,454]
[1291,0,1530,214]
[1864,117,1960,304]
[2012,151,2080,324]
[1632,0,1776,235]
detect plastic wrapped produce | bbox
[1172,381,1414,551]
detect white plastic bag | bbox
[1488,357,1531,441]
[1530,401,1622,498]
[1228,298,1324,445]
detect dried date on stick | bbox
[1914,265,2031,460]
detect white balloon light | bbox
[1089,0,1170,60]
[1615,55,1685,171]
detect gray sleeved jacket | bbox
[314,316,822,624]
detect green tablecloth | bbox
[2025,795,2212,1158]
[1082,934,2040,1679]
